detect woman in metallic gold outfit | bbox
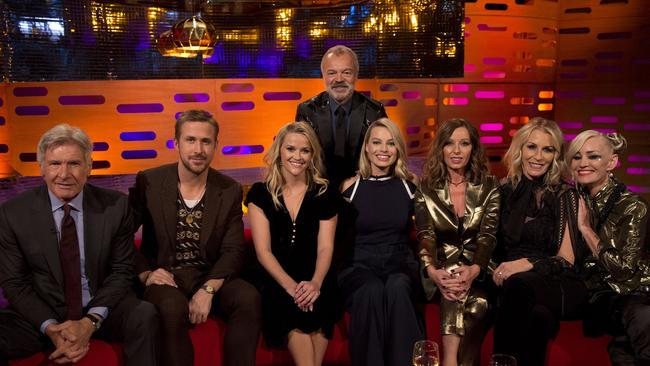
[568,130,650,365]
[415,118,500,366]
[491,117,588,366]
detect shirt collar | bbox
[328,94,353,116]
[592,178,616,205]
[49,189,84,213]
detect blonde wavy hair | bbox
[358,118,413,180]
[263,122,328,209]
[504,117,565,188]
[422,118,488,190]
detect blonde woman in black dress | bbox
[246,122,339,366]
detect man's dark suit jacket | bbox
[0,184,135,330]
[129,163,245,281]
[295,90,387,187]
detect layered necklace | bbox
[178,184,206,225]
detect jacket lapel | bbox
[83,186,104,293]
[313,95,334,155]
[434,183,455,217]
[465,181,481,221]
[160,165,179,253]
[33,187,64,288]
[200,169,222,252]
[348,92,368,155]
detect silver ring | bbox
[498,271,503,276]
[299,288,305,293]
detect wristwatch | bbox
[83,313,102,332]
[201,284,216,294]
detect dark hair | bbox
[174,109,219,141]
[422,118,488,190]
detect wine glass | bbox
[412,340,439,366]
[489,353,517,366]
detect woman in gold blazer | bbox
[568,130,650,364]
[415,119,500,366]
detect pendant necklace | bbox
[179,184,206,225]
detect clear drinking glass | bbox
[489,353,517,366]
[412,340,439,366]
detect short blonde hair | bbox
[358,118,412,180]
[566,130,627,169]
[504,117,564,188]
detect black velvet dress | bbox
[245,182,340,348]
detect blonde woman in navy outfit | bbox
[338,118,423,366]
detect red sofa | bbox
[10,302,612,366]
[8,230,613,365]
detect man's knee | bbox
[145,286,189,319]
[0,311,43,360]
[223,279,262,319]
[127,300,159,334]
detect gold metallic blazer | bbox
[414,176,500,299]
[583,179,650,294]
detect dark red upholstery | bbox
[10,303,612,366]
[10,230,612,366]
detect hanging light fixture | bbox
[171,16,217,51]
[156,0,217,58]
[157,30,200,58]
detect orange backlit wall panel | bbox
[3,79,439,176]
[1,0,648,197]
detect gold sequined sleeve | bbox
[472,177,500,269]
[598,198,648,283]
[414,187,437,268]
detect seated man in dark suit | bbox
[129,110,261,366]
[296,44,387,189]
[0,124,159,366]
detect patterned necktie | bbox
[59,204,83,320]
[334,106,346,157]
